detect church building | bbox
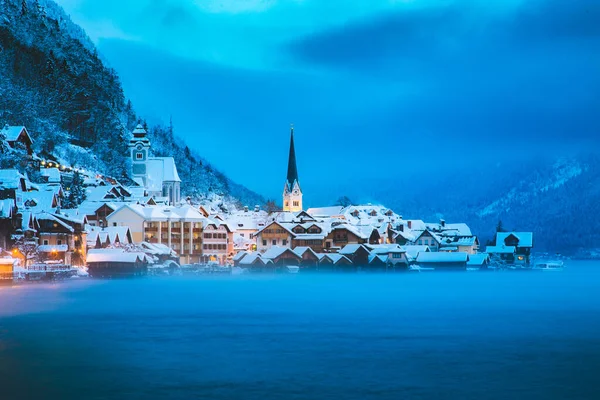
[283,125,303,212]
[129,124,181,205]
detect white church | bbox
[129,124,181,205]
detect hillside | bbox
[379,154,600,257]
[0,0,264,206]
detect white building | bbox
[129,124,181,205]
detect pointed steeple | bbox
[286,124,299,188]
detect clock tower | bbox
[129,124,151,187]
[283,125,303,212]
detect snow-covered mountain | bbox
[0,0,264,206]
[379,154,600,256]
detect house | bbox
[40,168,61,185]
[368,244,409,270]
[128,124,181,205]
[254,221,294,253]
[413,230,442,251]
[87,249,149,278]
[403,245,430,264]
[318,253,352,270]
[106,204,206,265]
[339,244,371,267]
[1,125,33,155]
[36,211,87,266]
[486,245,516,264]
[233,251,249,266]
[439,236,479,254]
[238,253,273,271]
[467,253,491,269]
[0,257,18,280]
[415,252,469,270]
[293,246,320,269]
[261,246,302,266]
[495,232,533,265]
[325,223,369,251]
[201,221,233,265]
[290,222,330,252]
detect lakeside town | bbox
[0,123,537,281]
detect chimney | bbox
[244,206,249,212]
[440,219,446,228]
[254,205,260,212]
[407,221,412,229]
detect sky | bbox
[54,0,600,206]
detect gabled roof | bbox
[261,246,301,261]
[233,251,249,262]
[293,246,319,259]
[467,253,490,266]
[1,125,32,144]
[496,232,533,248]
[306,206,344,218]
[0,169,27,190]
[339,244,370,255]
[254,221,295,237]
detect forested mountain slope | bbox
[0,0,264,206]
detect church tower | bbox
[283,125,303,212]
[129,124,151,187]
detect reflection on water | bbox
[1,261,600,400]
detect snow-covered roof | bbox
[306,206,344,218]
[1,125,32,143]
[325,253,351,264]
[339,244,369,255]
[261,246,299,260]
[416,252,469,263]
[233,251,249,262]
[496,232,533,248]
[146,157,181,193]
[140,242,175,256]
[403,245,430,260]
[293,246,319,259]
[40,168,61,184]
[0,198,16,219]
[0,169,26,190]
[0,257,18,266]
[87,249,147,264]
[467,253,490,266]
[368,244,405,255]
[36,212,74,232]
[486,245,516,254]
[239,253,270,265]
[110,203,206,222]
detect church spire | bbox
[286,124,299,188]
[283,124,303,212]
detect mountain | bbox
[376,154,600,257]
[0,0,264,206]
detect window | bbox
[282,240,287,246]
[57,240,62,245]
[113,222,117,227]
[43,240,49,245]
[204,233,212,239]
[272,240,277,246]
[293,201,299,207]
[240,233,245,237]
[262,240,267,246]
[136,152,143,160]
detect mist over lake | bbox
[2,262,600,400]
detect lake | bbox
[1,261,600,399]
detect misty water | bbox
[1,262,600,400]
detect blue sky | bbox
[56,0,600,205]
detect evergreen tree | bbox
[496,220,505,233]
[64,171,86,209]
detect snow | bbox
[261,246,296,260]
[87,249,147,264]
[1,125,30,143]
[0,169,25,190]
[416,252,469,263]
[38,244,68,252]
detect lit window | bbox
[136,153,143,160]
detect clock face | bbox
[136,144,143,150]
[293,190,299,195]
